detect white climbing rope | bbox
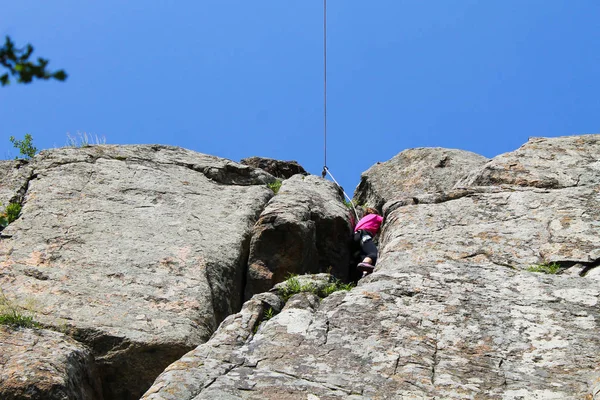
[323,166,360,222]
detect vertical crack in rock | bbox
[245,175,352,299]
[239,192,274,309]
[8,168,36,207]
[430,332,439,387]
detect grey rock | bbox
[141,292,282,400]
[270,272,336,296]
[381,185,600,270]
[145,135,600,399]
[245,175,353,299]
[586,267,600,281]
[0,145,275,399]
[354,147,488,209]
[456,134,600,189]
[0,326,103,400]
[240,157,308,179]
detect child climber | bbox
[354,207,383,276]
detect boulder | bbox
[245,175,352,299]
[240,157,307,179]
[0,327,102,400]
[354,148,488,208]
[144,135,600,399]
[0,145,275,399]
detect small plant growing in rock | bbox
[66,131,106,147]
[0,289,40,329]
[9,133,37,159]
[264,307,274,320]
[278,275,354,302]
[267,180,282,194]
[278,275,310,301]
[5,202,21,224]
[321,280,355,297]
[0,202,22,229]
[344,199,364,209]
[253,307,277,334]
[527,263,561,274]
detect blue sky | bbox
[2,1,599,194]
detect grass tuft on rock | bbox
[0,290,41,329]
[267,180,282,194]
[278,275,354,302]
[527,262,561,274]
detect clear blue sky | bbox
[2,1,599,194]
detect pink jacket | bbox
[354,214,383,235]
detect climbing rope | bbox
[323,166,360,222]
[319,1,359,223]
[322,0,328,179]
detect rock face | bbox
[240,157,307,179]
[0,327,102,400]
[144,135,600,399]
[245,175,352,299]
[0,145,276,400]
[354,147,489,208]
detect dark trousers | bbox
[354,230,378,265]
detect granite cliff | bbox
[1,135,599,399]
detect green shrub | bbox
[527,263,561,274]
[9,133,37,159]
[267,180,282,194]
[5,203,21,224]
[0,202,21,228]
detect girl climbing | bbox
[354,207,383,277]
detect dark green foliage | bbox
[10,134,37,159]
[1,36,67,86]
